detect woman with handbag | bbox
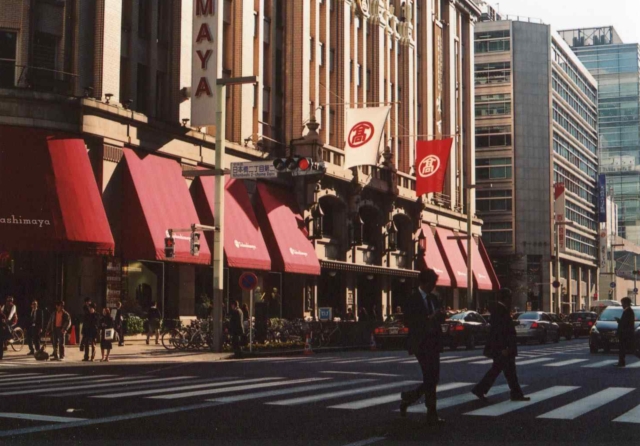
[99,307,114,362]
[82,304,99,362]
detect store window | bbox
[0,31,17,87]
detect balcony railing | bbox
[0,63,79,96]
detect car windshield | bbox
[518,312,540,320]
[569,313,593,321]
[385,314,404,324]
[449,313,466,320]
[599,308,640,321]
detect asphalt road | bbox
[0,338,639,445]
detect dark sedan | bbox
[515,311,560,344]
[589,306,640,353]
[549,314,573,340]
[441,311,490,350]
[373,313,408,348]
[569,311,598,338]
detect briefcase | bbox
[34,342,49,361]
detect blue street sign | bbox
[319,307,332,322]
[239,272,258,291]
[610,282,616,289]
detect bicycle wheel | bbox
[161,329,181,351]
[10,328,24,352]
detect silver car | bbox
[515,311,560,344]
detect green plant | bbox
[124,314,145,335]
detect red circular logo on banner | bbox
[347,121,375,148]
[418,155,441,178]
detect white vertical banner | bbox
[344,106,391,169]
[554,183,566,252]
[191,0,221,127]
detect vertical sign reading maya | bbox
[192,0,220,127]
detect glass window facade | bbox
[475,30,511,54]
[477,189,513,213]
[475,93,512,117]
[476,125,512,149]
[475,62,511,85]
[477,158,512,180]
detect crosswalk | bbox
[2,368,640,428]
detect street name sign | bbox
[319,307,332,322]
[230,161,278,179]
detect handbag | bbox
[104,328,115,341]
[34,342,49,361]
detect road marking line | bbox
[209,379,375,404]
[581,360,619,368]
[342,437,386,446]
[0,376,195,396]
[544,359,590,367]
[465,386,580,416]
[516,358,554,366]
[329,382,473,410]
[0,375,112,388]
[365,358,410,364]
[0,413,87,423]
[95,377,279,399]
[406,384,529,413]
[538,387,634,420]
[400,360,418,364]
[267,380,421,406]
[149,378,309,400]
[0,373,41,379]
[0,373,76,384]
[470,359,494,365]
[58,377,234,398]
[332,357,397,364]
[626,361,640,368]
[441,356,485,364]
[319,371,401,377]
[614,403,640,423]
[0,401,226,438]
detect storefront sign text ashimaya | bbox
[0,215,50,227]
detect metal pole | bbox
[555,224,561,314]
[467,186,473,310]
[210,82,226,353]
[610,236,615,301]
[249,289,253,353]
[635,256,637,306]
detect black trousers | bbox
[116,324,124,346]
[619,337,634,365]
[473,355,524,398]
[27,327,41,353]
[231,334,243,357]
[52,327,65,358]
[404,348,440,412]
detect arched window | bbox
[360,206,382,247]
[393,214,413,253]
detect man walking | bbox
[229,300,244,358]
[46,301,71,361]
[399,269,446,425]
[471,288,529,402]
[616,297,635,367]
[27,300,44,355]
[79,297,91,351]
[146,302,162,345]
[114,301,125,346]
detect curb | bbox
[234,344,372,359]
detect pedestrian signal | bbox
[164,237,175,259]
[190,232,201,256]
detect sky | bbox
[488,0,640,44]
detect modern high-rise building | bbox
[558,27,640,244]
[475,19,599,313]
[0,0,496,320]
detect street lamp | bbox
[384,222,398,253]
[448,184,477,309]
[413,228,427,264]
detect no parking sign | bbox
[239,272,258,291]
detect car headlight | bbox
[590,326,599,334]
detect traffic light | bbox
[273,156,313,173]
[164,236,175,258]
[190,231,201,256]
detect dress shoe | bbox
[471,388,487,401]
[399,400,410,417]
[510,395,531,402]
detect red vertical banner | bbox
[415,139,453,197]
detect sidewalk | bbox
[0,334,233,367]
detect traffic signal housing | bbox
[190,231,201,256]
[164,236,175,259]
[272,157,324,176]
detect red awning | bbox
[121,149,210,264]
[190,176,271,271]
[457,235,494,291]
[435,228,468,288]
[255,182,320,275]
[0,126,114,255]
[418,224,451,287]
[479,238,501,291]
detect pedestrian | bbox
[371,304,379,322]
[46,301,71,361]
[79,297,92,352]
[82,304,99,362]
[616,297,635,367]
[240,303,249,321]
[26,300,44,356]
[345,307,355,321]
[399,269,446,425]
[270,288,281,319]
[100,307,114,362]
[229,300,244,358]
[358,307,369,322]
[146,302,162,345]
[471,288,529,402]
[114,301,125,346]
[1,296,18,349]
[395,306,402,314]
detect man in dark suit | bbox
[471,288,529,401]
[26,299,44,355]
[616,297,635,367]
[399,269,446,425]
[229,300,244,358]
[114,301,125,346]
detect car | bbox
[515,311,560,344]
[441,311,490,350]
[549,313,573,340]
[568,311,598,338]
[512,312,523,321]
[589,306,640,354]
[373,313,408,348]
